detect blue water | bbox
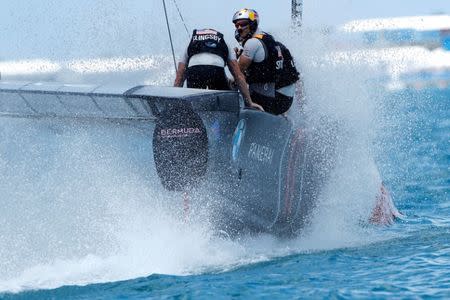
[8,231,449,299]
[0,87,448,299]
[1,0,449,297]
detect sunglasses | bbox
[234,21,249,29]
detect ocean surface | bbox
[1,2,449,298]
[0,84,448,299]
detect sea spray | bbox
[0,12,402,295]
[278,28,396,245]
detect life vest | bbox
[274,41,300,89]
[244,33,300,88]
[187,29,229,65]
[244,33,280,84]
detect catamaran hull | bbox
[0,81,399,237]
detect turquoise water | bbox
[0,87,448,299]
[7,231,449,299]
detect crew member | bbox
[232,8,300,115]
[174,28,263,111]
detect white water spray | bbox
[0,1,403,294]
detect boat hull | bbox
[0,81,399,237]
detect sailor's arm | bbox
[237,55,252,73]
[173,62,186,87]
[228,59,263,111]
[237,37,261,73]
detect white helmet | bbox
[232,8,259,31]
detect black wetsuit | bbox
[186,65,229,90]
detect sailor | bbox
[232,8,301,115]
[174,28,263,111]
